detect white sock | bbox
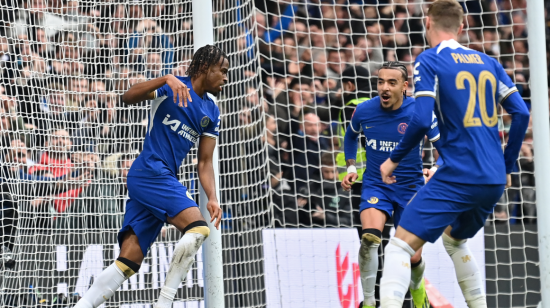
[443,233,487,308]
[410,258,425,290]
[156,228,209,308]
[74,263,128,308]
[380,237,415,308]
[358,233,381,307]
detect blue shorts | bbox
[399,178,505,243]
[360,182,421,227]
[118,175,198,257]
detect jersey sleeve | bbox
[349,104,363,133]
[202,105,220,139]
[493,59,518,104]
[426,111,440,142]
[413,52,438,99]
[154,83,171,98]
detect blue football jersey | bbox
[350,96,440,185]
[129,76,220,177]
[413,39,517,185]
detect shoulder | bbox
[205,93,220,117]
[414,49,438,75]
[416,48,438,63]
[402,96,416,107]
[175,75,191,84]
[484,54,503,70]
[354,97,379,114]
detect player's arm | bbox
[341,108,363,191]
[197,136,222,229]
[121,74,192,107]
[494,59,530,186]
[501,91,530,186]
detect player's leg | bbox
[74,229,145,308]
[442,226,487,308]
[380,226,425,307]
[156,207,209,308]
[409,247,429,308]
[393,188,429,308]
[358,208,387,308]
[381,179,459,308]
[442,183,503,308]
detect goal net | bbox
[0,0,543,307]
[0,0,268,307]
[257,0,541,307]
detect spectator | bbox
[128,19,174,76]
[145,52,164,79]
[309,153,353,227]
[30,128,73,177]
[66,76,88,111]
[11,0,66,39]
[291,112,329,189]
[273,77,314,141]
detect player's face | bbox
[206,57,229,95]
[377,69,407,111]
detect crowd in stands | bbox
[0,0,545,243]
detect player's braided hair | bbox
[380,61,408,82]
[186,45,228,79]
[380,61,408,96]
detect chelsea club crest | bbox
[201,116,210,127]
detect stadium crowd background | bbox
[0,0,546,243]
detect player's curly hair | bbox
[380,61,408,82]
[186,45,228,79]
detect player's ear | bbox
[457,23,464,36]
[425,16,431,31]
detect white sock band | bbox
[156,230,208,308]
[74,263,127,308]
[442,233,487,308]
[380,237,415,308]
[358,233,381,306]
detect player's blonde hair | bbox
[427,0,464,33]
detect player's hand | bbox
[380,158,398,184]
[423,167,437,184]
[506,174,512,188]
[166,74,192,107]
[341,172,358,191]
[207,200,222,230]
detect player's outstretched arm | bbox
[198,136,222,229]
[342,125,360,191]
[121,74,192,107]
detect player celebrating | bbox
[342,61,440,308]
[379,1,530,307]
[73,45,228,308]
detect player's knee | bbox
[183,220,210,239]
[361,228,382,248]
[115,257,141,278]
[442,232,467,256]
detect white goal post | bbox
[192,0,224,307]
[527,0,550,307]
